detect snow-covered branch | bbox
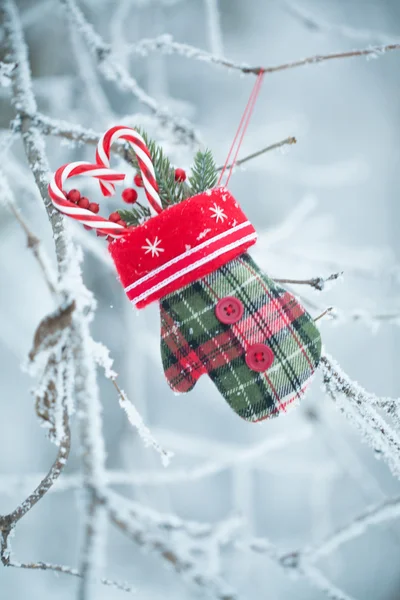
[7,560,137,595]
[321,353,400,477]
[282,0,397,45]
[0,167,57,295]
[1,0,71,275]
[116,32,400,76]
[59,0,201,146]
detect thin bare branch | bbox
[241,43,400,75]
[0,409,70,564]
[314,307,335,322]
[8,204,57,295]
[217,136,297,171]
[274,272,342,291]
[0,165,57,295]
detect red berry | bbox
[122,188,138,204]
[174,168,186,182]
[134,173,144,187]
[109,212,120,222]
[117,219,127,227]
[64,190,81,203]
[89,202,99,213]
[77,197,90,209]
[96,230,107,237]
[84,225,92,231]
[67,189,81,203]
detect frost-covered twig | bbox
[2,0,71,275]
[112,378,173,466]
[204,0,223,56]
[7,560,137,595]
[274,272,342,291]
[119,32,400,76]
[321,352,400,476]
[238,496,400,599]
[89,338,173,464]
[34,113,104,148]
[0,409,70,565]
[67,17,113,126]
[216,136,297,171]
[282,0,397,45]
[60,0,201,145]
[321,352,400,428]
[71,316,108,600]
[0,167,57,295]
[206,42,400,76]
[305,495,400,562]
[3,4,109,597]
[0,424,311,495]
[104,492,237,600]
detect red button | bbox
[215,296,244,324]
[245,343,274,372]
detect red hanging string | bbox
[217,70,264,188]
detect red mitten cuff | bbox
[108,188,257,308]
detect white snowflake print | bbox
[142,236,165,258]
[209,203,227,224]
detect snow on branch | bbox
[282,0,398,45]
[117,32,400,76]
[90,338,173,465]
[7,560,137,595]
[103,491,237,600]
[1,0,71,274]
[60,0,201,146]
[305,495,400,562]
[321,352,400,477]
[0,411,70,565]
[0,167,57,295]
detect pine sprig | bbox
[118,204,151,227]
[127,129,185,208]
[118,134,218,225]
[188,149,218,194]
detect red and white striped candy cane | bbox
[48,161,130,239]
[96,125,163,215]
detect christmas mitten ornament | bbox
[49,125,322,423]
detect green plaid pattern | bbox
[160,253,321,422]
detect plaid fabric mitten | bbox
[109,187,322,422]
[160,253,321,422]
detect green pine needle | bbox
[188,149,218,195]
[118,132,218,225]
[126,129,185,208]
[117,203,150,227]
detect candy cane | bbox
[48,161,130,238]
[96,125,163,215]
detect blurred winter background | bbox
[1,0,400,599]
